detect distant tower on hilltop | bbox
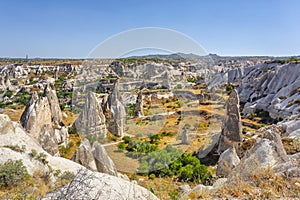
[26,54,28,63]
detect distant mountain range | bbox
[127,52,297,61]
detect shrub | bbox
[30,149,38,158]
[5,89,13,98]
[226,85,234,93]
[0,159,29,187]
[149,173,156,180]
[122,136,133,144]
[149,134,161,144]
[117,142,126,150]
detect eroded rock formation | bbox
[134,90,144,118]
[218,89,242,154]
[102,79,125,137]
[74,91,107,138]
[20,85,68,156]
[72,139,118,176]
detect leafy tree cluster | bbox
[118,136,158,154]
[138,145,212,183]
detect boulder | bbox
[218,89,242,154]
[72,138,97,171]
[74,91,107,138]
[216,147,240,177]
[39,125,59,156]
[92,142,118,176]
[42,169,159,200]
[228,126,288,181]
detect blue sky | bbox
[1,0,300,58]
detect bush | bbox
[122,136,133,144]
[30,149,37,158]
[226,85,234,93]
[0,159,29,187]
[150,134,161,144]
[149,173,156,180]
[138,146,212,183]
[117,142,126,150]
[5,89,13,98]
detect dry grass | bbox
[188,167,300,199]
[282,137,300,155]
[105,144,140,173]
[0,108,25,122]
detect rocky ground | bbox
[0,55,299,199]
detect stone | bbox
[74,91,107,138]
[39,125,59,156]
[198,132,220,159]
[72,138,97,171]
[178,184,191,193]
[218,89,242,154]
[103,79,126,137]
[20,92,52,139]
[134,90,144,117]
[0,114,14,134]
[0,114,84,177]
[228,126,289,181]
[43,84,63,126]
[42,169,159,200]
[92,141,118,176]
[216,147,240,177]
[20,88,68,156]
[274,152,300,178]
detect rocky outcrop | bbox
[218,89,242,154]
[43,84,62,126]
[216,147,240,177]
[72,139,117,176]
[228,126,288,181]
[103,79,125,137]
[134,90,144,117]
[72,138,97,171]
[92,142,118,176]
[42,169,158,200]
[74,91,107,138]
[20,92,52,139]
[0,114,83,177]
[20,86,68,156]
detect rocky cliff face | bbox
[20,85,68,156]
[210,63,300,120]
[73,91,107,138]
